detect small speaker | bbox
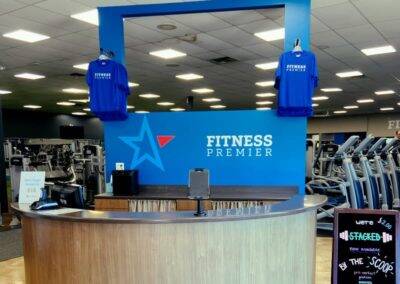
[112,170,139,196]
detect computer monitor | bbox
[50,183,85,209]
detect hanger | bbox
[99,48,115,60]
[292,39,303,53]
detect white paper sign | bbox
[18,171,45,204]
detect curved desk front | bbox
[12,194,326,284]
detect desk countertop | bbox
[11,194,326,224]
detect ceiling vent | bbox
[209,56,238,65]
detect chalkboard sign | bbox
[333,209,399,284]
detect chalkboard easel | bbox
[332,209,399,284]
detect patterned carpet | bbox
[0,229,23,262]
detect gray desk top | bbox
[11,194,326,224]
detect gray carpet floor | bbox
[0,229,23,261]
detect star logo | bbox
[119,116,172,171]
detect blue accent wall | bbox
[105,110,306,191]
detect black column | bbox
[0,100,8,213]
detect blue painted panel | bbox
[104,110,306,191]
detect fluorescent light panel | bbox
[72,112,86,116]
[256,101,273,105]
[170,108,185,112]
[0,90,12,95]
[135,110,149,114]
[361,45,396,56]
[255,81,274,87]
[3,29,49,43]
[344,105,359,109]
[57,101,75,106]
[139,93,159,99]
[256,107,271,111]
[157,102,174,106]
[321,88,342,92]
[62,88,88,94]
[71,10,99,26]
[202,98,221,102]
[128,82,140,87]
[256,93,275,98]
[127,105,135,109]
[312,96,329,101]
[357,99,374,103]
[334,110,347,114]
[83,108,91,112]
[69,99,89,103]
[15,73,45,80]
[254,28,285,42]
[73,63,89,70]
[375,90,395,95]
[312,103,319,107]
[149,49,186,59]
[336,71,363,78]
[210,105,226,109]
[255,61,278,70]
[192,88,214,94]
[23,105,41,109]
[380,107,394,111]
[176,73,203,80]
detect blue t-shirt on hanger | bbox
[86,59,130,121]
[274,50,318,117]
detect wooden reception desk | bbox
[12,194,326,284]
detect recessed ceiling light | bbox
[361,45,396,56]
[398,102,400,106]
[380,107,394,111]
[139,93,160,99]
[157,102,174,106]
[336,71,363,78]
[170,108,185,112]
[157,24,177,31]
[312,96,329,101]
[321,88,342,92]
[192,88,214,94]
[62,88,88,94]
[202,98,221,102]
[149,49,186,59]
[69,99,89,103]
[255,61,279,70]
[83,108,91,112]
[0,90,12,95]
[71,9,99,26]
[256,101,273,105]
[128,82,140,87]
[135,110,149,114]
[23,105,42,109]
[210,105,226,109]
[344,105,359,109]
[357,99,374,103]
[256,92,275,98]
[375,90,395,95]
[14,73,45,80]
[176,73,203,80]
[127,105,135,109]
[256,107,271,111]
[73,63,89,70]
[312,103,319,107]
[3,29,50,43]
[254,28,285,42]
[333,110,347,114]
[72,112,86,116]
[255,81,274,87]
[57,101,76,106]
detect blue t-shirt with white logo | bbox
[274,50,318,117]
[86,59,130,121]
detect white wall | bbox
[308,113,400,137]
